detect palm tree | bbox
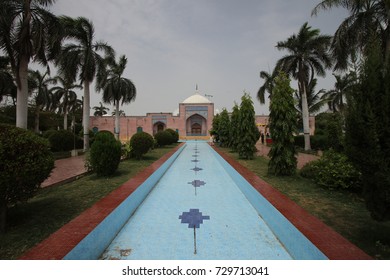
[111,109,126,116]
[51,76,82,130]
[57,16,115,150]
[93,102,109,117]
[322,73,356,113]
[0,56,16,103]
[100,55,136,140]
[295,78,328,115]
[0,0,62,129]
[312,0,390,69]
[257,67,278,104]
[28,69,56,133]
[276,22,332,150]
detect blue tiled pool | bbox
[64,141,327,260]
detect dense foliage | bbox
[217,108,231,147]
[268,73,297,175]
[345,37,390,221]
[88,132,121,176]
[164,128,179,143]
[130,132,154,160]
[43,129,81,152]
[300,150,361,190]
[237,93,259,159]
[0,124,54,232]
[229,103,240,151]
[154,130,174,146]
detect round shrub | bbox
[165,128,179,143]
[0,124,54,231]
[154,130,173,146]
[89,132,121,176]
[44,129,76,152]
[302,150,361,190]
[130,132,154,160]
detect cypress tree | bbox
[345,36,390,221]
[237,93,258,159]
[268,72,297,175]
[229,103,240,151]
[218,108,231,147]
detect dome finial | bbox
[196,84,198,91]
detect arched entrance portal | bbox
[153,121,166,135]
[186,114,207,136]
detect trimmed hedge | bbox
[43,129,81,152]
[130,132,154,160]
[154,130,173,146]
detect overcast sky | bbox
[49,0,348,116]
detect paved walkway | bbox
[256,142,320,169]
[41,154,88,188]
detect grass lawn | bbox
[218,147,390,260]
[0,144,178,260]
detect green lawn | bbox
[0,145,178,260]
[217,147,390,260]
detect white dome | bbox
[182,92,212,104]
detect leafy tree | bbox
[237,93,259,159]
[154,130,173,146]
[130,131,154,160]
[276,22,332,150]
[210,113,221,143]
[0,0,63,129]
[100,55,136,140]
[0,56,16,103]
[229,103,240,151]
[257,67,277,104]
[312,0,390,69]
[322,73,356,113]
[268,73,297,175]
[345,36,390,221]
[0,124,54,233]
[218,108,231,147]
[57,16,115,150]
[93,102,109,117]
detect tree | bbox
[0,56,16,103]
[217,108,230,147]
[294,78,328,115]
[237,93,259,159]
[57,16,115,150]
[322,73,356,113]
[100,55,136,140]
[210,113,220,143]
[345,36,390,221]
[93,102,109,117]
[51,75,82,130]
[28,70,56,133]
[312,0,390,69]
[257,67,277,104]
[268,73,297,175]
[0,0,62,129]
[276,22,332,150]
[229,103,240,151]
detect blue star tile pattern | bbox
[191,159,199,162]
[188,180,206,188]
[191,167,203,172]
[179,209,210,228]
[192,154,198,157]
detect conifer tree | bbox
[268,72,297,175]
[229,103,240,151]
[345,36,390,221]
[218,108,231,147]
[237,93,259,159]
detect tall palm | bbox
[51,76,82,130]
[323,73,356,113]
[57,16,115,150]
[0,0,62,129]
[100,55,136,140]
[295,78,328,115]
[312,0,390,69]
[257,67,278,104]
[276,22,332,150]
[28,69,57,133]
[93,102,109,117]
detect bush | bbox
[88,132,121,176]
[165,128,179,143]
[0,124,54,232]
[154,130,173,146]
[43,130,77,152]
[130,132,154,160]
[301,150,361,190]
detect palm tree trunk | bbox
[34,104,41,133]
[16,56,29,129]
[64,108,68,130]
[83,81,90,151]
[300,80,312,151]
[115,101,120,140]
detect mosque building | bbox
[89,88,315,142]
